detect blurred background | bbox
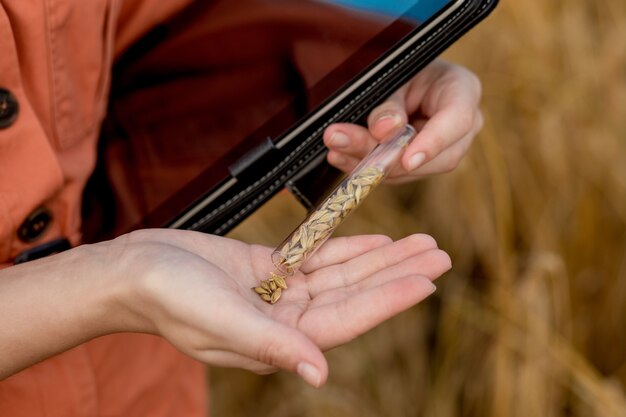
[217,1,626,416]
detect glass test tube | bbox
[272,124,417,275]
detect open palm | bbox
[119,229,450,387]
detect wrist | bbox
[46,242,139,339]
[87,238,159,336]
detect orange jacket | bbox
[0,1,206,415]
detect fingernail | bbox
[407,152,426,171]
[375,113,403,132]
[330,132,350,148]
[297,362,321,388]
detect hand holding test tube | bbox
[253,125,417,303]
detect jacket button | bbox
[18,207,53,243]
[0,88,19,129]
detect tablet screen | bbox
[91,0,461,237]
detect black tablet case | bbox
[91,0,499,239]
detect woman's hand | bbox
[323,60,483,183]
[0,229,450,387]
[111,229,451,387]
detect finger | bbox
[211,301,329,387]
[300,235,392,274]
[359,248,451,285]
[385,121,478,182]
[409,121,479,177]
[326,150,361,173]
[193,349,279,375]
[402,77,481,172]
[310,247,450,299]
[401,105,478,172]
[306,234,438,295]
[301,275,436,350]
[324,123,378,158]
[367,88,409,139]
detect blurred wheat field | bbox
[217,1,626,416]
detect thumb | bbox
[258,321,328,387]
[229,310,329,387]
[367,88,409,140]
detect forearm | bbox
[0,243,130,379]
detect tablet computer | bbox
[85,0,498,240]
